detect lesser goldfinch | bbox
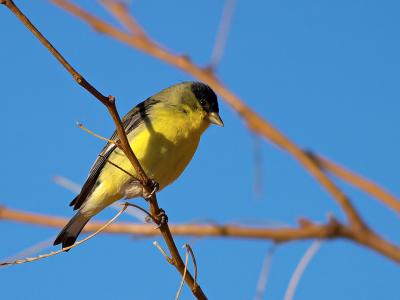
[54,81,223,248]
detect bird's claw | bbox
[143,179,159,200]
[154,208,168,229]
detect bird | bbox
[54,81,223,249]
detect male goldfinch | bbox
[54,81,223,248]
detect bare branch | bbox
[209,0,237,69]
[307,152,400,215]
[252,134,264,199]
[53,175,81,194]
[254,245,276,300]
[1,236,55,263]
[100,0,145,36]
[0,203,129,267]
[1,206,400,263]
[284,240,323,300]
[176,246,190,300]
[77,122,117,145]
[153,241,173,264]
[184,244,198,289]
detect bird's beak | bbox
[208,112,224,127]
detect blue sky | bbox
[1,1,399,299]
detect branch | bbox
[254,245,276,300]
[209,0,236,69]
[307,152,400,215]
[284,240,323,300]
[1,1,205,298]
[1,206,400,264]
[0,203,129,266]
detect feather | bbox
[70,97,160,210]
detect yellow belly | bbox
[83,108,208,213]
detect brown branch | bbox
[1,1,205,299]
[0,0,147,186]
[1,206,400,264]
[50,0,368,230]
[308,153,400,215]
[100,0,145,36]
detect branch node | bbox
[108,95,115,104]
[73,74,83,84]
[153,208,168,229]
[298,218,313,228]
[325,216,342,237]
[202,65,215,75]
[179,54,191,64]
[143,179,159,200]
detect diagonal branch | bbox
[306,152,400,214]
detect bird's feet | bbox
[143,179,159,200]
[155,208,168,228]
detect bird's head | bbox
[190,81,224,127]
[156,81,224,128]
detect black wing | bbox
[70,97,159,210]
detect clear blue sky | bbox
[1,1,399,299]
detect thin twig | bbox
[184,244,198,289]
[1,236,55,264]
[254,245,276,300]
[77,122,117,144]
[0,203,128,267]
[284,240,323,300]
[252,134,264,199]
[153,241,173,264]
[209,0,236,69]
[53,175,81,194]
[175,246,190,300]
[99,154,138,180]
[125,203,156,224]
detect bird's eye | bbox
[200,99,206,106]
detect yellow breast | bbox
[98,106,208,197]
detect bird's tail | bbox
[53,212,90,250]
